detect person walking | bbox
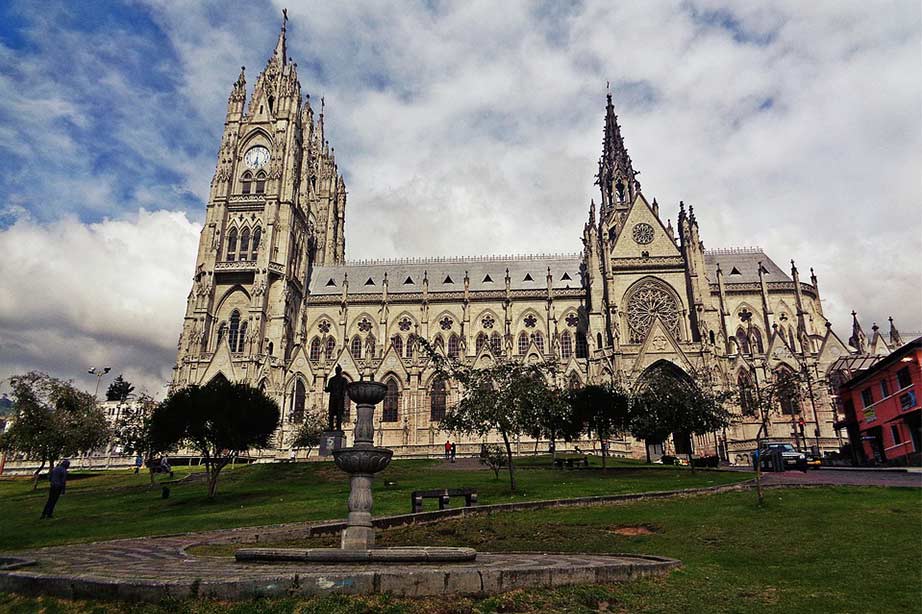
[450,442,457,463]
[40,459,70,519]
[134,454,143,474]
[444,439,452,461]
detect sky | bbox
[0,0,919,397]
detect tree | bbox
[749,366,805,504]
[418,338,558,492]
[0,372,110,489]
[151,378,280,498]
[113,393,162,485]
[290,411,327,457]
[105,375,134,402]
[479,444,507,479]
[630,365,734,472]
[526,383,576,457]
[568,384,631,469]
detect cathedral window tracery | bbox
[490,332,503,355]
[325,336,335,360]
[481,315,495,329]
[309,337,321,361]
[226,228,238,261]
[382,378,399,422]
[358,318,372,333]
[560,331,573,359]
[251,227,261,259]
[523,314,537,328]
[625,281,680,343]
[350,335,362,358]
[518,331,529,355]
[476,332,488,353]
[241,171,253,194]
[318,319,331,334]
[738,370,756,416]
[229,310,241,351]
[575,332,589,358]
[448,334,461,359]
[565,313,579,328]
[398,317,412,332]
[239,227,251,261]
[254,171,267,194]
[430,378,446,421]
[532,331,545,354]
[439,316,453,331]
[392,335,403,357]
[290,378,306,423]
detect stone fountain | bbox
[236,379,475,563]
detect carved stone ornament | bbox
[626,282,680,343]
[632,222,654,245]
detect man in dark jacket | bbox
[40,459,70,519]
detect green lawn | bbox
[1,487,918,613]
[0,459,749,551]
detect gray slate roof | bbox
[703,249,791,284]
[309,254,584,296]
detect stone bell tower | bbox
[173,11,347,388]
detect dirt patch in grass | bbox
[608,524,660,537]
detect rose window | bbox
[358,318,372,333]
[565,313,579,328]
[318,319,331,334]
[523,315,537,328]
[626,283,680,343]
[398,317,412,332]
[439,316,453,331]
[632,223,654,245]
[481,315,495,329]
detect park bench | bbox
[553,455,589,469]
[410,488,478,513]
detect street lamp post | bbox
[88,367,112,398]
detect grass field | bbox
[1,486,918,613]
[0,457,749,551]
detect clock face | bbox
[244,146,270,169]
[632,222,654,245]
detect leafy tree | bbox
[526,384,577,457]
[105,375,134,402]
[568,384,631,469]
[418,338,558,492]
[113,393,162,485]
[749,366,805,504]
[151,378,280,498]
[479,444,508,479]
[290,411,327,457]
[630,365,735,472]
[0,372,109,489]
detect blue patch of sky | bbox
[685,5,776,46]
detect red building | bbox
[838,337,921,464]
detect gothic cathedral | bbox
[173,15,874,464]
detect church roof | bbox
[703,248,791,284]
[308,254,584,295]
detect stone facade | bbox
[172,15,869,464]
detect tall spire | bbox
[889,316,904,347]
[273,8,288,67]
[596,89,639,214]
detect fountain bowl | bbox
[332,447,393,474]
[346,380,387,405]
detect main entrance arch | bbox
[634,360,698,460]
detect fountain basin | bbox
[346,380,387,405]
[332,447,393,474]
[235,546,477,564]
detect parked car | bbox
[753,443,807,472]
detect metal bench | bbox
[410,488,478,513]
[553,455,589,469]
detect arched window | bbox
[568,372,581,391]
[434,335,444,350]
[751,327,764,354]
[575,332,589,358]
[325,336,336,360]
[392,335,403,358]
[241,171,253,195]
[448,334,461,359]
[596,332,603,350]
[476,332,488,353]
[309,337,322,361]
[775,367,801,415]
[518,331,529,355]
[255,171,267,194]
[251,227,261,260]
[738,371,756,416]
[226,228,238,261]
[239,227,250,261]
[228,310,241,351]
[430,378,446,421]
[406,334,416,358]
[290,378,306,423]
[709,330,716,345]
[350,335,362,358]
[532,331,545,354]
[267,341,274,356]
[736,329,751,354]
[237,321,248,353]
[366,334,376,358]
[560,331,573,359]
[382,378,399,422]
[490,332,503,355]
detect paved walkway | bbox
[761,468,922,488]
